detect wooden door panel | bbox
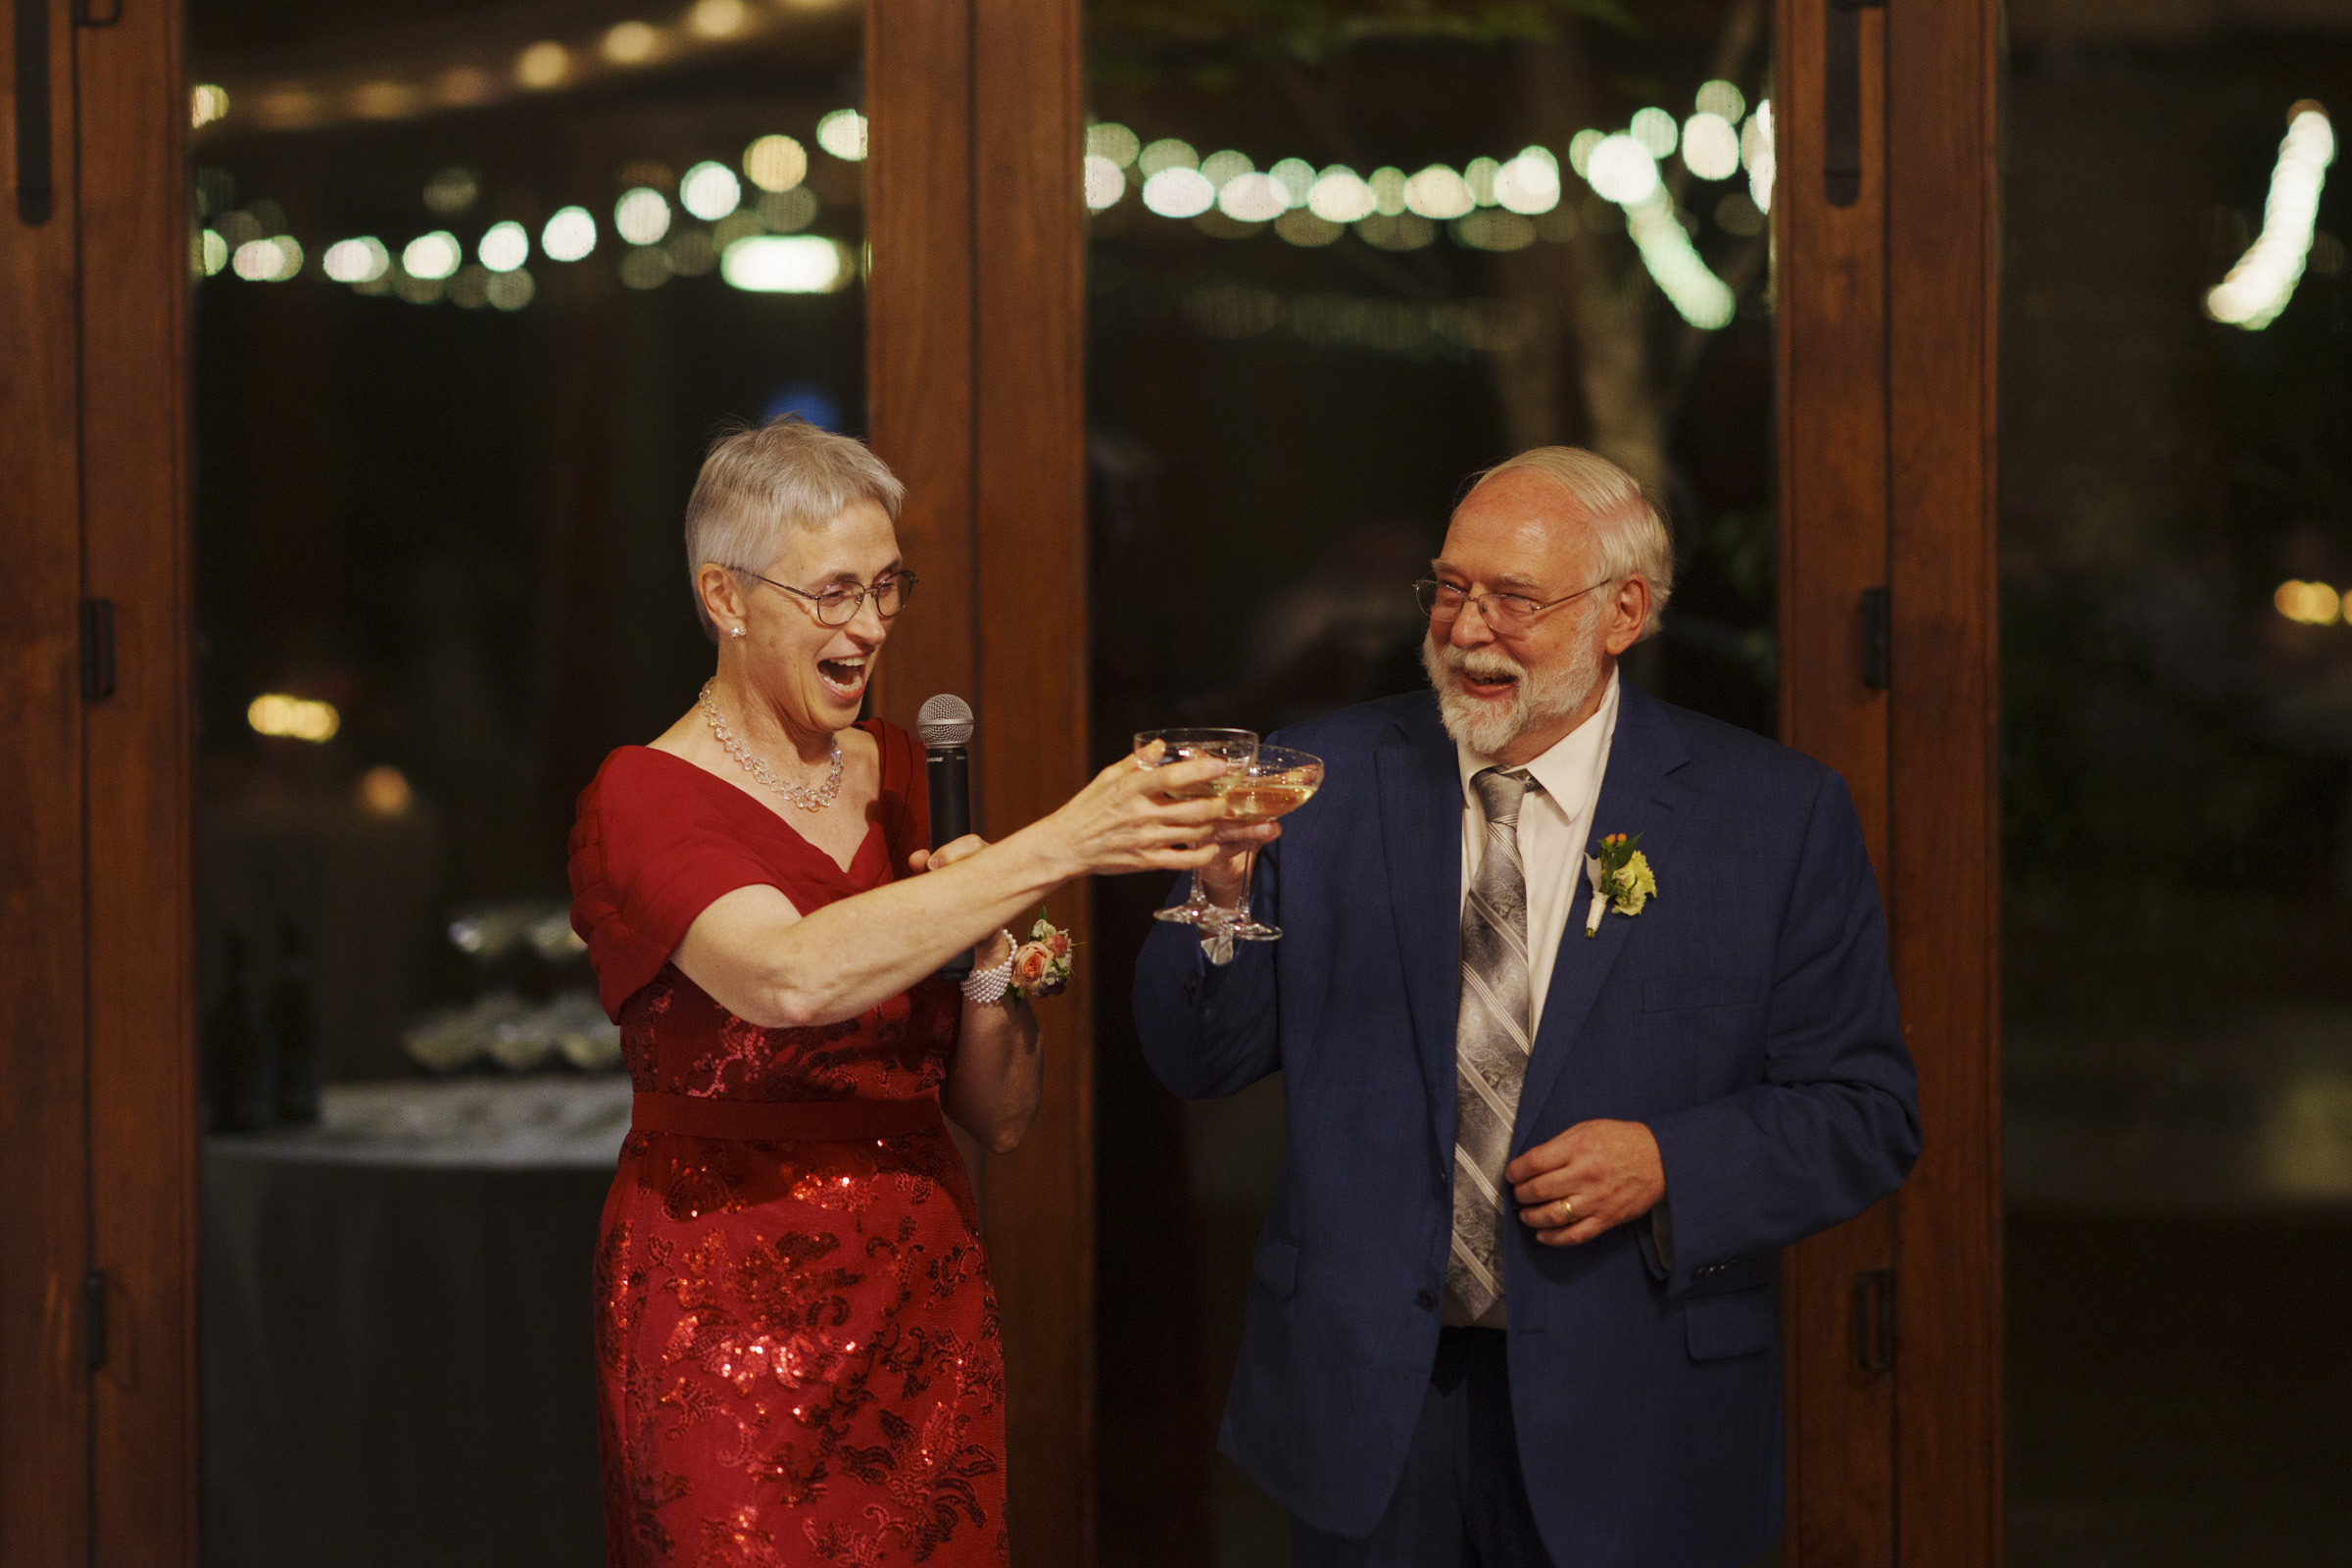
[0,2,93,1560]
[1777,0,1895,1558]
[78,0,201,1558]
[870,3,1095,1559]
[1886,0,2003,1561]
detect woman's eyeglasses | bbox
[743,569,918,627]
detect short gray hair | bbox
[1466,447,1675,640]
[683,416,906,640]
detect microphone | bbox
[917,694,976,981]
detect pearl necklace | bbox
[699,678,843,811]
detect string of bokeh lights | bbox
[192,112,868,308]
[1086,82,1775,332]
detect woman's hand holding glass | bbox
[1133,729,1258,926]
[1034,745,1237,881]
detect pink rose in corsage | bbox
[1584,832,1657,937]
[1009,912,1074,1001]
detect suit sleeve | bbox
[1130,852,1286,1102]
[1642,769,1921,1294]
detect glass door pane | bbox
[2002,11,2352,1564]
[188,4,865,1562]
[1083,6,1780,1560]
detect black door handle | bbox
[14,0,54,223]
[1824,0,1885,210]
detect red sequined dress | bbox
[569,719,1005,1567]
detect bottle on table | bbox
[203,926,277,1133]
[271,918,320,1124]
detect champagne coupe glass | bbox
[1133,728,1258,926]
[1212,745,1325,942]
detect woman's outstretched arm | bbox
[673,752,1228,1029]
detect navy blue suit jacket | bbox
[1132,681,1920,1567]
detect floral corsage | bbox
[1584,832,1657,936]
[1007,913,1074,1001]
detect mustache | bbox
[1429,644,1525,683]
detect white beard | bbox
[1421,602,1605,758]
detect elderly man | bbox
[1132,447,1921,1567]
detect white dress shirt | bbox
[1454,668,1622,1030]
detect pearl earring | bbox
[730,626,746,641]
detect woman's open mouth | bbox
[817,656,867,698]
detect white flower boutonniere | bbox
[1584,832,1656,937]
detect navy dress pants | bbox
[1286,1327,1555,1568]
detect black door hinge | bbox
[85,1270,107,1372]
[1851,1264,1894,1373]
[13,0,54,223]
[80,599,116,700]
[1859,586,1890,692]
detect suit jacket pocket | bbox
[1642,972,1764,1012]
[1253,1237,1298,1298]
[1684,1285,1775,1361]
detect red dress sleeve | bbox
[568,723,933,1021]
[568,750,784,1019]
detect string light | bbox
[603,22,660,64]
[248,694,340,743]
[679,160,742,220]
[541,206,597,262]
[2275,580,2343,625]
[402,231,462,280]
[478,220,529,271]
[1084,156,1126,211]
[613,187,671,245]
[514,41,569,89]
[743,134,808,192]
[2206,103,2335,330]
[719,234,845,292]
[322,236,391,283]
[814,109,866,162]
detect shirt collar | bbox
[1452,666,1622,820]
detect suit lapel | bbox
[1374,699,1464,1126]
[1513,682,1696,1149]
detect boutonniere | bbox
[1584,833,1656,937]
[1008,912,1074,1000]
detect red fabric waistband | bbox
[630,1091,945,1143]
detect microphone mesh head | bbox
[916,694,975,750]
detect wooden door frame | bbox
[1778,0,2003,1563]
[868,0,1094,1561]
[3,0,199,1561]
[3,0,1997,1561]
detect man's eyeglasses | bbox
[742,569,918,627]
[1413,576,1611,632]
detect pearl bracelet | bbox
[960,931,1016,1004]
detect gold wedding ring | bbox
[1556,1197,1576,1223]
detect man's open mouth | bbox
[1456,665,1520,699]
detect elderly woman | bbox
[569,416,1222,1567]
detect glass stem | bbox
[1232,847,1259,922]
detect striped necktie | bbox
[1446,765,1537,1325]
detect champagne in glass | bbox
[1212,745,1324,942]
[1134,728,1258,926]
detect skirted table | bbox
[203,1075,630,1568]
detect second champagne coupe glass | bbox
[1134,727,1258,926]
[1212,745,1325,942]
